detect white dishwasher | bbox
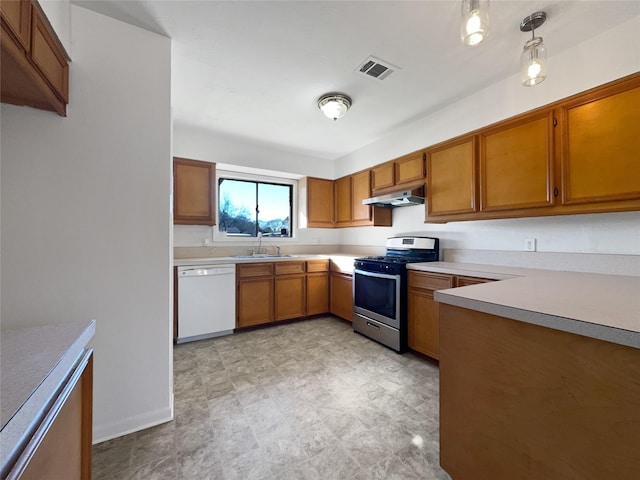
[177,264,236,344]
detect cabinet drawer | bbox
[275,261,305,275]
[306,259,329,273]
[237,263,274,278]
[456,276,494,287]
[408,271,454,291]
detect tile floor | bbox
[92,317,452,479]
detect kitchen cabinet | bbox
[407,271,454,359]
[330,269,353,322]
[173,157,217,226]
[372,150,426,194]
[237,260,331,327]
[427,136,477,217]
[298,177,334,228]
[371,163,395,191]
[7,350,93,479]
[1,0,69,116]
[425,73,640,223]
[559,76,640,206]
[306,260,329,316]
[236,263,274,327]
[479,110,555,212]
[408,271,493,359]
[440,303,640,480]
[334,176,352,227]
[351,170,372,225]
[274,261,306,321]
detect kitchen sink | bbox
[232,254,297,259]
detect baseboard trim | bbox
[92,405,173,444]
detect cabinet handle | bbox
[553,117,558,127]
[553,187,558,197]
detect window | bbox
[218,177,293,237]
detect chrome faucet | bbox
[257,232,263,254]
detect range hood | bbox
[362,188,425,208]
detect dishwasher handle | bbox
[178,265,236,277]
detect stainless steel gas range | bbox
[353,236,439,352]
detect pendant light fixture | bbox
[317,93,352,120]
[520,11,548,86]
[460,0,489,46]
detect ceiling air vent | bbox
[356,56,398,80]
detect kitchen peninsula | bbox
[0,321,95,479]
[408,262,640,480]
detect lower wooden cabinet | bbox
[237,260,330,327]
[408,271,494,359]
[274,261,306,321]
[8,350,93,480]
[306,260,329,316]
[330,271,353,322]
[408,271,454,359]
[237,263,274,327]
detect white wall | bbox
[173,123,335,179]
[0,5,172,442]
[337,17,640,258]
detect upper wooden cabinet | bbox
[173,157,216,226]
[299,177,334,228]
[425,73,640,223]
[479,110,555,212]
[372,150,426,194]
[1,0,69,116]
[559,77,640,206]
[334,176,352,227]
[351,170,372,225]
[334,172,392,228]
[371,163,395,191]
[427,136,477,217]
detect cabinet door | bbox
[173,157,216,226]
[30,7,68,102]
[237,278,273,327]
[1,0,31,50]
[372,163,395,191]
[480,111,555,212]
[407,271,454,359]
[275,275,306,321]
[330,272,353,322]
[395,151,425,186]
[306,177,334,227]
[306,272,329,316]
[351,170,372,225]
[427,136,477,216]
[334,176,352,226]
[560,80,640,205]
[408,288,440,360]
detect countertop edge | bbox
[434,292,640,350]
[0,320,96,475]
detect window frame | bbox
[214,170,297,243]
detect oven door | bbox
[353,269,401,329]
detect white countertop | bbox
[174,253,361,274]
[408,262,640,349]
[0,320,95,473]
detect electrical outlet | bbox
[203,238,211,246]
[312,239,319,245]
[525,238,537,252]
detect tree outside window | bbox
[218,178,292,237]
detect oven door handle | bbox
[354,269,399,281]
[366,321,380,330]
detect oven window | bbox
[354,273,397,320]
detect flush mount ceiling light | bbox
[460,0,489,46]
[317,93,352,120]
[520,11,548,86]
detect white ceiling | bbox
[73,1,639,161]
